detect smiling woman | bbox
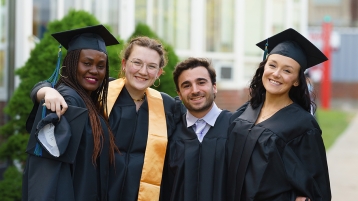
[76,49,107,95]
[23,25,120,201]
[227,28,331,201]
[262,54,300,96]
[28,35,185,201]
[120,44,163,105]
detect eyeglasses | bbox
[129,58,160,73]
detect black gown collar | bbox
[116,86,148,111]
[239,103,263,124]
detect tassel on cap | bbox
[262,39,268,61]
[47,45,63,87]
[34,45,62,156]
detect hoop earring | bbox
[153,78,160,87]
[60,66,68,78]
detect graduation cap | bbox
[51,24,119,53]
[26,103,88,164]
[256,28,328,70]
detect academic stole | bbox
[107,78,168,201]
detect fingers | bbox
[59,99,68,116]
[295,197,310,201]
[42,88,67,118]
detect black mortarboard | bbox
[52,24,119,54]
[26,103,88,164]
[256,28,328,70]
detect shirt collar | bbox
[186,102,222,128]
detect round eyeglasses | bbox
[130,58,160,73]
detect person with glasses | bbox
[29,36,184,201]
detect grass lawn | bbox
[316,108,355,150]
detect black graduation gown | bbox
[23,85,110,201]
[167,110,232,201]
[107,86,181,201]
[227,102,331,201]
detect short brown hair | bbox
[173,57,216,91]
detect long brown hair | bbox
[56,49,118,165]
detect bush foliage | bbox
[0,10,180,200]
[0,10,123,199]
[0,166,22,201]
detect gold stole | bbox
[107,78,168,201]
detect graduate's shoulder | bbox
[159,91,175,103]
[160,92,186,125]
[159,92,185,111]
[56,84,86,107]
[287,103,319,129]
[219,109,234,121]
[229,101,250,123]
[272,103,321,141]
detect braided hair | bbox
[56,49,118,165]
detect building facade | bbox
[307,0,358,109]
[1,0,308,122]
[308,0,358,27]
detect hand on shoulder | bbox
[295,197,310,201]
[39,87,68,118]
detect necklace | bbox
[259,102,292,120]
[132,93,146,102]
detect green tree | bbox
[128,23,179,97]
[0,166,22,201]
[0,10,123,199]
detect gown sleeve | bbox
[229,101,249,123]
[283,128,331,201]
[26,81,52,132]
[23,86,86,201]
[23,154,76,200]
[226,102,249,169]
[159,96,186,201]
[30,81,52,103]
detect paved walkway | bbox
[326,111,358,201]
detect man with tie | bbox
[159,57,309,201]
[162,57,243,201]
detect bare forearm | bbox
[30,81,52,103]
[30,81,67,117]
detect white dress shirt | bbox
[186,102,222,142]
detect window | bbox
[135,0,147,24]
[313,0,340,5]
[206,0,234,52]
[214,60,233,80]
[244,0,264,57]
[221,66,232,79]
[152,0,190,49]
[33,0,51,39]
